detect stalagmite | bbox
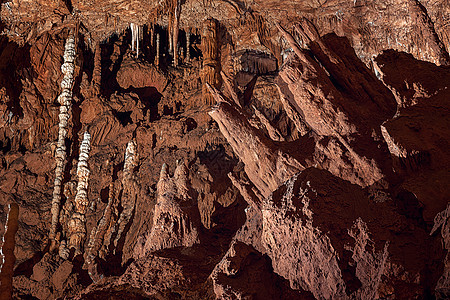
[84,140,138,279]
[113,140,139,248]
[67,131,91,255]
[0,203,19,300]
[150,23,154,48]
[84,183,114,282]
[49,35,77,250]
[168,27,173,56]
[138,161,200,255]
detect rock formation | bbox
[67,131,92,255]
[135,161,200,257]
[49,35,77,249]
[201,18,220,105]
[0,0,448,299]
[84,140,138,281]
[0,203,19,300]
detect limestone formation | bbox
[0,203,19,300]
[155,32,160,67]
[172,0,181,67]
[0,1,448,298]
[431,203,450,298]
[49,35,77,248]
[67,131,92,255]
[113,140,139,248]
[208,85,303,198]
[130,23,141,58]
[84,140,138,280]
[185,30,190,61]
[92,42,101,94]
[137,162,200,256]
[201,18,220,105]
[84,183,114,281]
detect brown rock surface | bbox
[0,0,448,299]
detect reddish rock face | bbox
[0,0,448,299]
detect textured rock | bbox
[134,161,201,257]
[67,131,92,255]
[0,0,448,298]
[208,90,303,198]
[431,203,450,298]
[49,35,77,247]
[0,203,19,300]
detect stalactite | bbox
[150,23,154,48]
[186,30,190,61]
[201,18,220,105]
[0,203,19,300]
[156,32,160,67]
[131,23,135,52]
[168,26,173,55]
[67,131,91,256]
[172,0,181,67]
[92,42,101,95]
[130,23,141,58]
[49,35,76,250]
[113,140,139,249]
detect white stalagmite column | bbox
[49,35,76,249]
[68,131,91,255]
[113,140,139,248]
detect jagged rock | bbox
[277,23,396,187]
[208,93,303,198]
[0,0,448,298]
[210,240,314,299]
[431,203,450,298]
[135,162,200,257]
[249,168,435,299]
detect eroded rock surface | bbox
[0,0,448,299]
